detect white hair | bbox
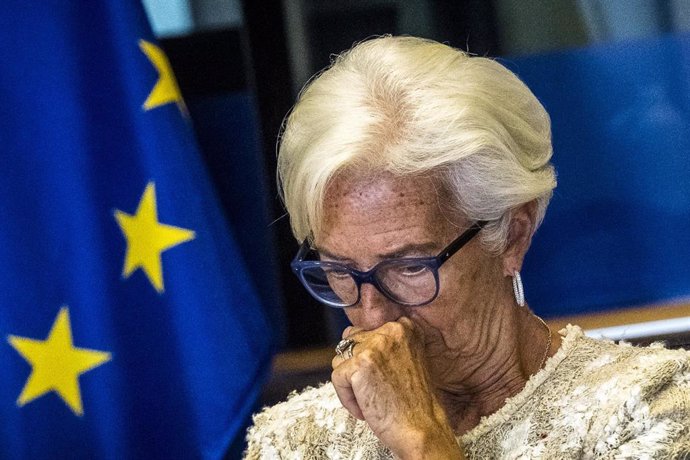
[278,36,556,253]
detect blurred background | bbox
[142,0,690,355]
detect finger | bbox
[331,362,365,420]
[333,322,399,374]
[342,325,365,339]
[397,315,421,337]
[332,352,346,369]
[332,340,359,369]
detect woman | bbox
[245,36,690,459]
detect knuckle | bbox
[355,348,376,368]
[398,316,416,331]
[399,316,424,342]
[399,317,419,335]
[383,319,415,341]
[383,320,406,339]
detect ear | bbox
[502,201,539,277]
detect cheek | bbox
[438,243,494,296]
[432,251,491,318]
[436,260,472,301]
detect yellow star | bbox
[8,307,111,416]
[139,39,187,113]
[114,182,195,293]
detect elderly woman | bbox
[245,36,690,459]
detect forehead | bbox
[316,173,460,257]
[325,173,435,214]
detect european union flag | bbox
[0,1,273,458]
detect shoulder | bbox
[550,327,690,457]
[545,325,690,388]
[244,383,389,459]
[463,326,690,459]
[571,329,690,394]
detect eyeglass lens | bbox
[300,260,437,307]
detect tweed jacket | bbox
[245,326,690,459]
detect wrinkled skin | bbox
[318,173,558,459]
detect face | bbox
[315,173,507,352]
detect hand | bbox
[331,317,465,459]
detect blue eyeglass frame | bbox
[291,220,487,308]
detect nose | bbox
[354,283,404,330]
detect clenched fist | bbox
[331,317,465,459]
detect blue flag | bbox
[0,1,273,458]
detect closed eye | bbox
[399,264,429,276]
[323,267,351,279]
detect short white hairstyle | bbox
[278,36,556,253]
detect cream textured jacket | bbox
[245,326,690,459]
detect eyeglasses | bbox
[291,221,487,308]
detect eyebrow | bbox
[316,241,440,261]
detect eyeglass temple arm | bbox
[291,239,313,271]
[437,220,488,263]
